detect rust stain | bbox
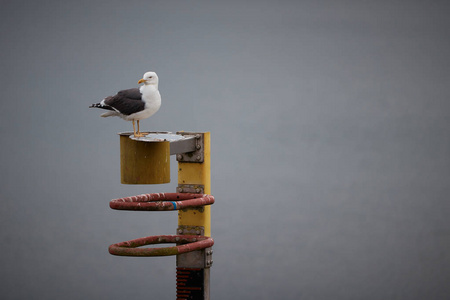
[109,193,214,211]
[109,235,214,257]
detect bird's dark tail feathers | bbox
[89,103,114,111]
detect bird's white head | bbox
[138,71,158,86]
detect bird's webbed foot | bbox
[133,132,149,138]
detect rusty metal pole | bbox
[112,131,213,299]
[176,132,212,300]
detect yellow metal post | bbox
[114,131,213,299]
[177,132,211,237]
[176,132,212,299]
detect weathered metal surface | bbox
[125,131,197,155]
[176,226,212,268]
[108,235,214,257]
[177,268,209,300]
[176,132,211,299]
[176,132,204,163]
[177,225,204,236]
[177,184,205,194]
[177,132,211,237]
[128,132,180,142]
[119,132,170,184]
[110,131,213,298]
[170,135,197,155]
[109,193,214,211]
[176,247,213,269]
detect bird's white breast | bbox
[125,85,161,121]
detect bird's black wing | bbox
[104,88,145,115]
[117,88,142,100]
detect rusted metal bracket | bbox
[170,135,197,155]
[177,184,205,194]
[176,132,204,163]
[176,247,213,268]
[176,225,213,269]
[177,225,205,236]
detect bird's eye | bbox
[149,76,152,78]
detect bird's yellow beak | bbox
[138,79,146,84]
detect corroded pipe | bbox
[110,193,215,211]
[109,235,214,257]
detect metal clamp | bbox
[177,225,205,236]
[177,184,205,194]
[176,132,204,163]
[176,225,213,269]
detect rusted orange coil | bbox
[109,235,214,257]
[110,193,214,211]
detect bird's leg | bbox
[132,120,137,136]
[135,120,149,137]
[133,120,148,137]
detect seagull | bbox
[89,71,161,137]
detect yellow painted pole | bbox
[177,132,211,237]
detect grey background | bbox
[1,0,449,299]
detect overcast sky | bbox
[1,1,449,299]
